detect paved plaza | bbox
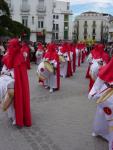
[0,62,108,150]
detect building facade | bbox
[5,0,72,43]
[73,11,111,43]
[108,20,113,42]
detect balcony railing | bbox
[64,26,68,30]
[61,10,73,15]
[20,3,30,12]
[37,5,46,13]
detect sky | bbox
[58,0,113,17]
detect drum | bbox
[89,62,99,81]
[44,61,54,73]
[0,75,14,111]
[37,61,54,81]
[59,55,65,63]
[1,89,14,111]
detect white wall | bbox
[6,0,72,42]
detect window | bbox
[64,15,69,21]
[64,22,68,30]
[53,24,59,31]
[84,28,87,35]
[92,21,96,27]
[38,21,44,28]
[64,30,68,40]
[56,15,59,19]
[92,36,95,40]
[92,28,95,34]
[84,35,87,40]
[67,2,70,10]
[53,15,55,19]
[53,33,59,40]
[53,24,55,30]
[56,24,59,30]
[84,21,87,26]
[56,33,58,39]
[93,21,96,25]
[22,16,28,27]
[53,15,59,19]
[32,16,34,25]
[53,33,55,40]
[41,21,43,28]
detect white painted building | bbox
[74,11,111,42]
[5,0,72,43]
[108,20,113,42]
[52,0,72,41]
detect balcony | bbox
[20,3,30,12]
[64,26,69,31]
[61,10,73,15]
[37,5,46,13]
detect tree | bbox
[0,0,10,16]
[0,0,30,40]
[0,15,30,39]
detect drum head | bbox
[37,61,50,81]
[44,61,54,73]
[1,90,14,111]
[59,56,65,63]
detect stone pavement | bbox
[0,62,108,150]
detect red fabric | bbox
[67,44,73,77]
[91,44,104,59]
[3,38,32,127]
[21,43,30,69]
[78,51,81,67]
[14,53,31,127]
[37,42,44,52]
[44,44,60,90]
[72,45,76,73]
[89,76,95,91]
[102,52,110,64]
[81,50,86,63]
[98,56,113,83]
[67,61,73,77]
[86,64,91,79]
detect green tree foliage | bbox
[0,0,10,16]
[0,15,30,38]
[0,0,30,39]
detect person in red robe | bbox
[2,38,32,127]
[21,41,30,70]
[66,43,73,77]
[89,56,113,149]
[88,44,110,91]
[44,43,60,92]
[71,43,76,73]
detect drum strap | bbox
[96,88,113,104]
